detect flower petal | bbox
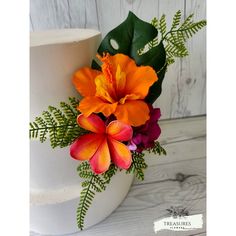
[115,64,126,94]
[70,133,104,161]
[119,94,140,104]
[150,108,161,122]
[77,114,105,133]
[95,75,116,103]
[108,137,132,169]
[79,96,118,117]
[148,119,161,142]
[106,120,133,141]
[73,67,101,97]
[114,100,150,127]
[110,53,137,76]
[90,138,111,174]
[125,66,158,99]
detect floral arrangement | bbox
[30,11,206,230]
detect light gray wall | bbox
[30,0,206,120]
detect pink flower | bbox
[70,114,133,174]
[128,107,161,152]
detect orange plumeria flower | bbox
[70,114,133,174]
[73,53,158,127]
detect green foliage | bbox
[145,63,167,104]
[147,17,159,50]
[157,11,206,65]
[127,152,147,181]
[29,97,86,148]
[151,17,158,29]
[76,162,118,230]
[170,10,182,31]
[102,164,118,184]
[159,14,167,37]
[137,17,158,55]
[147,141,167,156]
[92,11,166,75]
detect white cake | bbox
[30,29,133,235]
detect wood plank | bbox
[30,0,70,30]
[85,0,99,29]
[159,116,206,144]
[67,0,86,28]
[96,0,122,37]
[132,0,159,22]
[146,136,206,167]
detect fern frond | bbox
[127,152,147,180]
[165,39,188,57]
[77,162,91,172]
[148,141,167,155]
[151,17,158,29]
[102,164,117,184]
[140,12,205,68]
[76,162,118,230]
[77,183,95,230]
[166,57,175,66]
[60,101,78,121]
[179,20,207,39]
[69,97,80,110]
[29,97,86,148]
[152,11,206,67]
[180,14,194,29]
[42,111,58,148]
[159,14,167,38]
[148,37,158,50]
[30,122,38,139]
[93,175,106,191]
[171,10,181,30]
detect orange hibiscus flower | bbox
[73,53,158,127]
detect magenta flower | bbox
[128,106,161,152]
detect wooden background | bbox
[30,0,206,120]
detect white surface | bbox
[31,116,206,236]
[31,171,133,235]
[30,0,206,120]
[30,141,81,190]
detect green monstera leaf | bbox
[145,64,167,104]
[92,11,167,103]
